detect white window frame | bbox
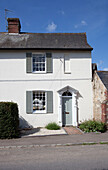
[32,53,46,73]
[32,91,47,114]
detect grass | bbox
[82,142,97,145]
[45,122,60,130]
[99,142,108,145]
[56,142,108,147]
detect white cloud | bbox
[97,60,104,70]
[58,10,65,15]
[103,68,108,71]
[74,25,78,28]
[61,10,65,15]
[81,20,87,26]
[97,60,103,66]
[97,60,103,69]
[74,20,87,29]
[60,10,65,15]
[97,60,108,71]
[46,22,57,32]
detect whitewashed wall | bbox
[0,51,93,128]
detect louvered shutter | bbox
[46,53,53,73]
[47,91,53,113]
[26,91,33,114]
[26,53,32,73]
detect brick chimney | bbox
[7,18,21,33]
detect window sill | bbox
[32,71,46,74]
[64,72,71,74]
[27,112,52,114]
[33,111,46,114]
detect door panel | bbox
[62,97,72,126]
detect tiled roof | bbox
[0,32,93,50]
[97,71,108,90]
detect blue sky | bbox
[0,0,108,70]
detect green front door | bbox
[62,97,72,126]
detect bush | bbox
[0,102,19,139]
[45,122,60,130]
[79,120,106,133]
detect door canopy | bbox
[58,85,79,96]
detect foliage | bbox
[0,102,19,139]
[45,122,60,130]
[79,120,106,133]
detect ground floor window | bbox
[33,91,46,113]
[26,91,53,114]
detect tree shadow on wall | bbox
[19,116,40,137]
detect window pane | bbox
[42,57,45,62]
[33,54,46,72]
[33,58,35,62]
[35,57,38,62]
[33,91,46,112]
[38,57,41,62]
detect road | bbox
[0,144,108,170]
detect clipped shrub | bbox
[0,102,19,139]
[79,120,106,133]
[45,122,60,130]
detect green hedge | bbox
[0,102,19,139]
[79,120,106,133]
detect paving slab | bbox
[20,127,66,137]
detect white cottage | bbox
[0,18,93,128]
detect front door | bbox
[62,97,72,126]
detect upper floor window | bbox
[32,53,46,73]
[26,52,52,74]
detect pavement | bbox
[0,129,108,149]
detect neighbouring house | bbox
[0,18,93,129]
[92,64,108,127]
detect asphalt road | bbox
[0,144,108,170]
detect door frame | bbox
[58,86,78,127]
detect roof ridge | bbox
[0,32,86,35]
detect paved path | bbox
[63,126,83,134]
[0,132,108,148]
